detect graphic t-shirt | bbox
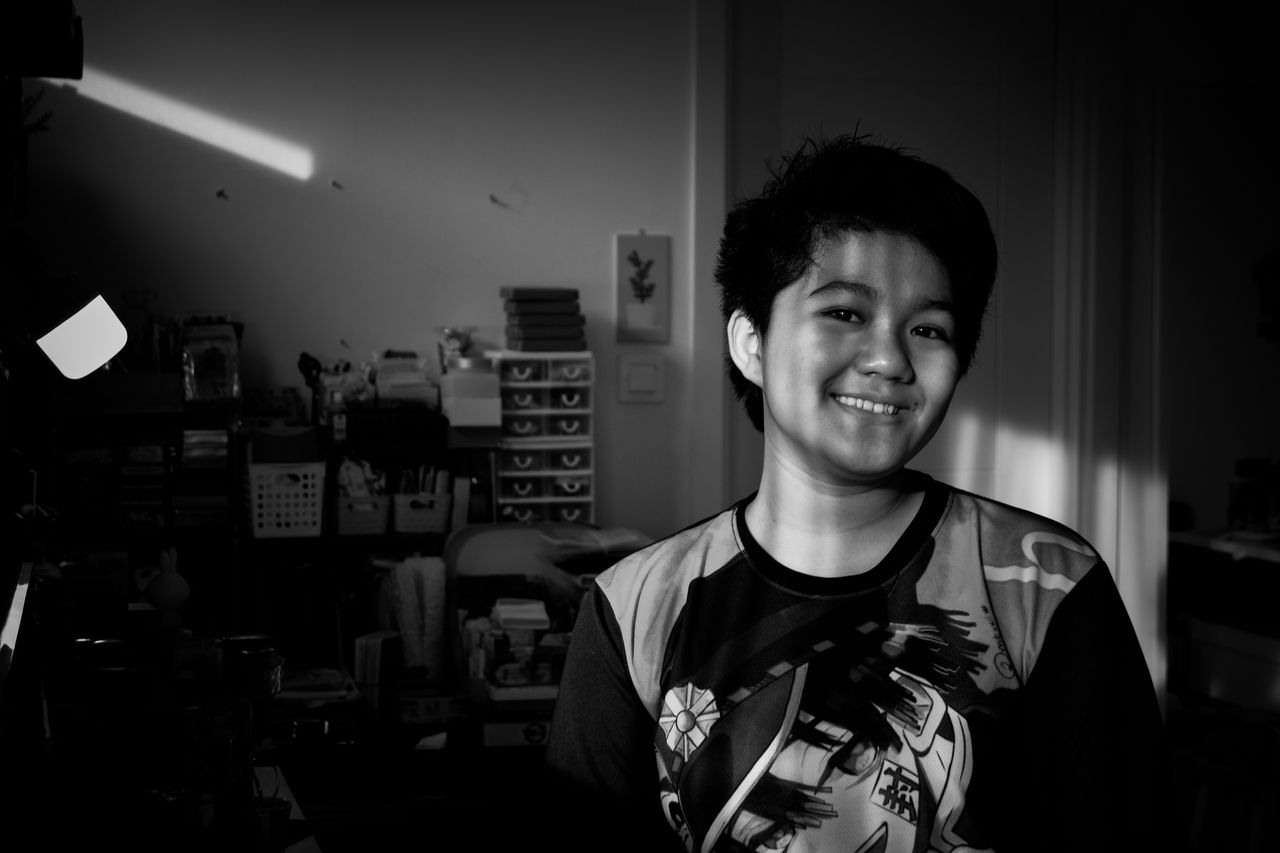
[545,475,1176,853]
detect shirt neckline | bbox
[733,471,951,596]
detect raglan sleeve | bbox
[990,561,1189,853]
[540,580,682,852]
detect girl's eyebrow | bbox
[807,278,877,301]
[913,296,955,316]
[807,278,955,316]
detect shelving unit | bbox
[487,350,595,525]
[35,372,242,638]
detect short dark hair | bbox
[715,132,998,432]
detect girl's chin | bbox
[806,459,910,490]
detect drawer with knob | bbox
[549,360,591,384]
[502,388,548,411]
[500,449,545,472]
[547,448,590,471]
[550,475,591,499]
[548,387,589,410]
[499,477,547,500]
[547,502,592,524]
[500,360,546,384]
[498,503,546,525]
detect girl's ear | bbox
[727,309,763,388]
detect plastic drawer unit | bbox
[488,350,595,525]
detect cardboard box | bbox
[483,718,551,747]
[398,688,471,726]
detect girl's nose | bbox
[856,326,913,382]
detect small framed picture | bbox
[616,233,671,344]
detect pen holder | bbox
[393,493,452,534]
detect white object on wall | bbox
[618,353,665,403]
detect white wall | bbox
[18,0,700,540]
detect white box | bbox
[443,395,501,427]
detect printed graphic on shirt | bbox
[583,487,1104,853]
[660,684,721,761]
[655,607,993,853]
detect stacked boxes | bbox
[501,287,586,352]
[118,442,170,531]
[488,351,595,525]
[373,353,438,407]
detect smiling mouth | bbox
[832,394,903,416]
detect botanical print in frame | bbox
[616,233,671,344]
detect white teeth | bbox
[834,395,899,415]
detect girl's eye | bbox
[912,325,951,341]
[824,308,861,323]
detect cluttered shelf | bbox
[194,522,656,853]
[0,306,646,847]
[229,506,655,745]
[4,521,651,850]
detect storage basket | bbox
[246,461,326,538]
[393,493,452,534]
[336,495,390,536]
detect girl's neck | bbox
[745,465,925,578]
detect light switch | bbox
[619,353,665,403]
[629,364,658,392]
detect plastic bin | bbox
[246,461,325,538]
[336,495,391,536]
[393,493,453,534]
